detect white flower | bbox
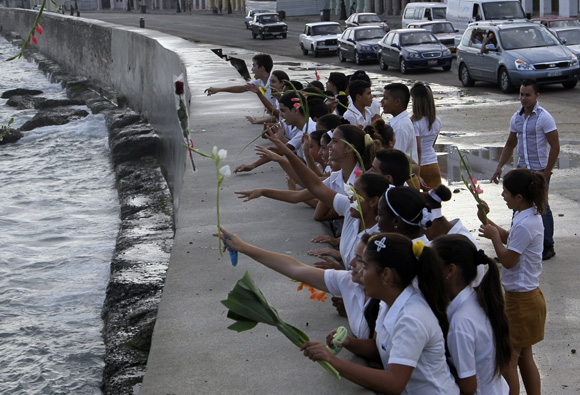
[344,183,354,197]
[217,149,227,160]
[350,201,358,210]
[219,165,231,178]
[212,146,218,157]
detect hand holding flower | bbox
[245,83,260,94]
[216,227,245,253]
[476,200,490,224]
[300,341,334,363]
[478,223,499,240]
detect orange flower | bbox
[297,283,304,291]
[297,282,327,302]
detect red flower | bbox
[354,168,363,178]
[175,81,184,95]
[315,68,320,81]
[35,24,43,35]
[290,97,300,102]
[293,103,301,110]
[31,35,38,45]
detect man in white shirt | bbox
[342,80,377,128]
[491,79,560,261]
[381,83,419,163]
[204,54,275,106]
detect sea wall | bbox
[0,9,190,210]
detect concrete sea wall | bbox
[0,9,190,210]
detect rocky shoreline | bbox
[1,33,174,393]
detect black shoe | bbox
[542,247,556,261]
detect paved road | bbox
[83,10,579,107]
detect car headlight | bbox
[515,59,535,70]
[442,48,451,56]
[571,54,578,66]
[359,45,372,51]
[408,52,421,59]
[316,41,325,46]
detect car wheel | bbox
[312,47,318,57]
[442,65,451,71]
[355,51,361,65]
[338,49,346,62]
[562,80,577,89]
[261,32,266,40]
[379,54,388,71]
[282,33,287,39]
[301,45,308,56]
[245,23,249,30]
[400,58,408,74]
[252,31,257,39]
[459,64,475,87]
[498,68,514,93]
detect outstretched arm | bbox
[492,132,517,183]
[235,188,315,204]
[218,228,328,292]
[205,85,247,96]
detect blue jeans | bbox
[542,174,554,249]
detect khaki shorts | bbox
[505,288,546,348]
[420,163,442,190]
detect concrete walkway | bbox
[98,15,580,395]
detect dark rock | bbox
[35,98,85,109]
[6,95,42,109]
[0,128,23,145]
[106,110,142,130]
[109,124,160,166]
[1,88,43,99]
[89,100,117,114]
[20,108,89,131]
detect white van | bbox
[402,3,447,28]
[445,0,529,34]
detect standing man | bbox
[492,79,560,260]
[205,54,275,106]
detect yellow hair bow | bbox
[364,133,373,147]
[338,91,346,96]
[412,240,426,258]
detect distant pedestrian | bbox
[350,2,356,15]
[491,79,559,261]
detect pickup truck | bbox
[299,22,343,57]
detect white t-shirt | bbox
[322,164,361,193]
[447,287,509,394]
[287,118,318,160]
[376,286,459,394]
[343,102,373,128]
[413,116,441,166]
[390,111,419,163]
[250,75,275,106]
[333,193,379,269]
[503,207,543,292]
[324,269,370,339]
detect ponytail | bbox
[503,168,547,214]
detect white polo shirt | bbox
[390,110,419,162]
[510,102,557,171]
[376,286,459,394]
[503,207,544,292]
[250,74,275,106]
[413,116,441,166]
[343,102,373,128]
[333,193,379,269]
[322,163,361,192]
[447,287,509,394]
[324,269,370,339]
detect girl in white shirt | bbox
[410,82,441,190]
[301,233,459,394]
[478,168,547,395]
[433,234,512,394]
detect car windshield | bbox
[422,22,455,34]
[259,15,280,23]
[499,26,561,49]
[312,25,342,35]
[432,8,447,19]
[359,14,382,23]
[557,29,580,45]
[354,28,385,40]
[400,31,438,45]
[482,1,526,20]
[550,20,580,28]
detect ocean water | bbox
[0,38,119,393]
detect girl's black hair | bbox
[369,118,395,149]
[358,173,390,213]
[432,234,512,377]
[503,168,547,214]
[309,130,325,144]
[317,114,344,131]
[335,124,372,170]
[279,91,305,116]
[384,186,432,227]
[359,232,381,338]
[271,70,289,85]
[424,184,452,209]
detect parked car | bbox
[402,2,447,28]
[377,28,453,73]
[250,12,288,40]
[345,13,389,32]
[407,21,459,52]
[551,26,580,57]
[244,9,270,29]
[457,21,580,92]
[532,17,580,29]
[337,26,385,64]
[299,22,342,57]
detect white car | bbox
[299,22,343,57]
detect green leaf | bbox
[227,320,258,333]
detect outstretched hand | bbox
[300,341,334,363]
[264,127,293,156]
[234,163,255,174]
[245,83,259,94]
[205,87,218,96]
[234,189,263,202]
[311,234,340,247]
[313,256,344,270]
[255,145,282,162]
[214,227,245,253]
[491,168,502,184]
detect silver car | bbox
[552,26,580,58]
[457,21,580,92]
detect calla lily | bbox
[218,149,228,160]
[212,146,218,157]
[344,183,355,197]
